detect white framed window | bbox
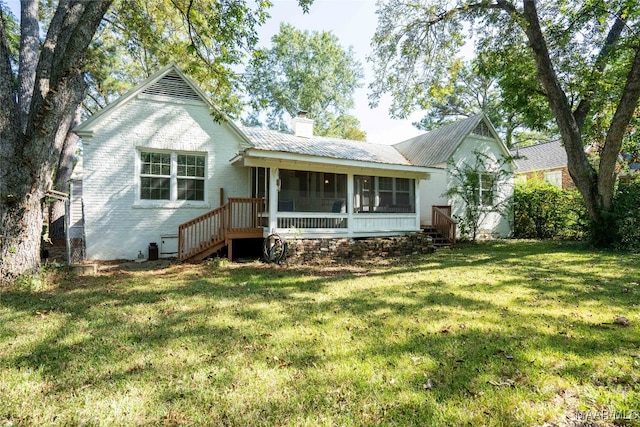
[138,150,206,204]
[544,170,562,189]
[140,152,171,200]
[476,172,495,207]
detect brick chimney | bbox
[291,111,314,138]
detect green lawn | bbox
[1,240,639,426]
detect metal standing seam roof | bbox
[392,114,485,167]
[511,140,568,173]
[239,126,413,166]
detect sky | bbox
[3,0,426,144]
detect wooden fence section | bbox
[432,205,457,245]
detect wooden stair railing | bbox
[178,198,264,262]
[178,204,228,261]
[432,205,457,245]
[227,197,264,236]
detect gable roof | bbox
[511,140,567,173]
[73,63,249,144]
[393,114,505,167]
[240,126,412,166]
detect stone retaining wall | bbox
[284,233,435,264]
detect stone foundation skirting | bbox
[284,233,435,264]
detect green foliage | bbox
[83,0,286,118]
[411,59,557,148]
[371,0,639,146]
[613,177,640,252]
[370,0,640,245]
[513,179,587,239]
[0,3,19,69]
[244,23,365,140]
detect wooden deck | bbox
[178,198,264,262]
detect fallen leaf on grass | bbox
[488,379,515,387]
[614,316,631,326]
[496,349,514,359]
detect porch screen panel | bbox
[278,169,347,213]
[354,175,415,213]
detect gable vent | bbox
[472,120,492,138]
[141,71,204,102]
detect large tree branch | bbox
[52,1,114,86]
[573,16,627,129]
[521,0,601,217]
[18,0,39,132]
[27,1,113,139]
[0,5,21,192]
[423,1,516,27]
[598,43,640,207]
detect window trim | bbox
[477,172,495,207]
[543,170,563,189]
[134,149,208,208]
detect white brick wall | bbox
[82,96,249,260]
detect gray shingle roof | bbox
[511,140,567,172]
[393,114,485,167]
[240,126,412,166]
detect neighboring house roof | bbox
[240,126,412,166]
[512,140,567,173]
[393,114,506,167]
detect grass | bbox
[1,240,639,426]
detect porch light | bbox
[324,179,329,184]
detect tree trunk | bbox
[0,1,113,284]
[18,0,38,132]
[0,189,46,282]
[524,0,640,246]
[49,108,81,240]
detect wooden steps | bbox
[422,225,454,248]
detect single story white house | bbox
[73,64,513,261]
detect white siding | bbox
[68,180,84,239]
[419,168,448,225]
[448,136,514,239]
[82,96,249,260]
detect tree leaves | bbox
[370,0,640,244]
[244,22,366,140]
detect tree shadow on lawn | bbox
[1,241,639,425]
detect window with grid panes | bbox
[139,151,205,201]
[140,152,171,200]
[378,177,393,207]
[177,154,205,200]
[479,172,495,206]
